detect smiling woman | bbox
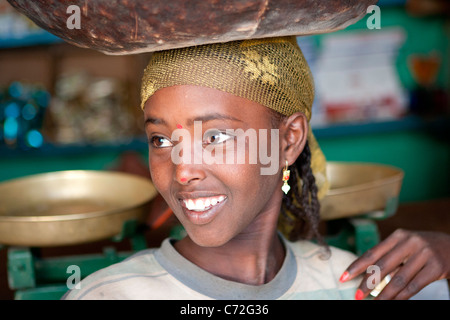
[62,36,450,300]
[63,37,364,300]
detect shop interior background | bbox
[0,0,448,299]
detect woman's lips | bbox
[179,195,227,225]
[182,195,226,211]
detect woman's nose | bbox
[174,140,206,185]
[175,162,206,185]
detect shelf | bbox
[313,115,450,138]
[0,32,63,49]
[377,0,407,6]
[0,137,148,158]
[312,116,420,138]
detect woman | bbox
[64,36,450,300]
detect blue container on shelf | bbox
[0,81,50,150]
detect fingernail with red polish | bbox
[339,271,349,283]
[355,289,364,300]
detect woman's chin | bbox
[184,228,233,248]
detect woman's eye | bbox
[150,136,173,148]
[204,131,234,145]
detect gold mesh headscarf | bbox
[140,36,329,233]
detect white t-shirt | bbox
[63,236,360,300]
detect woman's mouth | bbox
[179,195,227,225]
[182,195,226,211]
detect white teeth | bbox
[183,196,226,211]
[187,199,195,210]
[195,199,204,210]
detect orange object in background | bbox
[409,51,441,88]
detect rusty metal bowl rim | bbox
[0,170,156,223]
[325,161,404,196]
[7,0,377,55]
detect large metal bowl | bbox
[7,0,377,54]
[320,162,404,220]
[0,170,158,247]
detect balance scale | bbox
[0,163,403,300]
[0,170,159,299]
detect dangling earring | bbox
[282,160,290,194]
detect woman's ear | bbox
[279,112,308,166]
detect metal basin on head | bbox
[7,0,377,54]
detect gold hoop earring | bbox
[282,160,290,194]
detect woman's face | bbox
[144,85,284,247]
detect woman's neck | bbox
[173,208,285,285]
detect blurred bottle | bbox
[1,81,49,150]
[408,51,448,116]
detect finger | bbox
[393,261,445,300]
[354,236,419,299]
[355,266,397,300]
[374,252,427,300]
[341,232,403,282]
